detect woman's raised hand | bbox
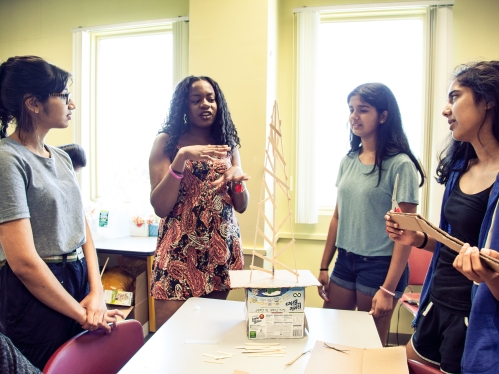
[211,165,250,187]
[384,211,418,246]
[178,144,230,162]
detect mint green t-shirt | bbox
[335,151,419,257]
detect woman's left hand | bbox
[453,244,499,283]
[211,165,250,187]
[369,290,394,319]
[80,291,107,331]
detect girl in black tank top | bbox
[430,183,492,315]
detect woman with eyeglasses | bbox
[149,76,250,327]
[0,56,123,369]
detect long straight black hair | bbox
[347,82,425,187]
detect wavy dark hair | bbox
[0,55,71,139]
[159,76,241,160]
[347,82,425,187]
[436,61,499,185]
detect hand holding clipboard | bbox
[387,211,499,273]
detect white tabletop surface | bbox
[119,298,381,374]
[94,236,157,256]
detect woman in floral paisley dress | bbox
[149,76,250,327]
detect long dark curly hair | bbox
[347,82,425,187]
[436,61,499,185]
[159,76,241,161]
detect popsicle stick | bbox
[217,351,234,356]
[204,359,223,364]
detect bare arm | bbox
[216,147,250,213]
[149,133,185,218]
[79,219,115,332]
[0,219,86,325]
[149,134,232,217]
[370,202,417,318]
[385,212,437,253]
[318,203,339,301]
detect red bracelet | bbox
[232,181,245,194]
[169,164,184,180]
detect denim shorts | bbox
[330,248,409,298]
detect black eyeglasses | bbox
[49,92,71,105]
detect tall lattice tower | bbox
[250,102,298,282]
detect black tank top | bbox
[430,182,492,316]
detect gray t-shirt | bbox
[335,151,419,257]
[0,138,85,261]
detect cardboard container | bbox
[304,340,408,374]
[128,298,149,326]
[104,289,133,306]
[105,270,148,326]
[130,223,149,237]
[230,269,320,340]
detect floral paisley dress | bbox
[151,148,244,300]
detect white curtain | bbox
[173,20,189,87]
[295,11,320,224]
[426,5,453,223]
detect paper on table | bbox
[304,341,408,374]
[388,212,499,273]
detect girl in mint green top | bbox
[318,83,425,346]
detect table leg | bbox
[147,255,156,332]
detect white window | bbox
[316,17,424,210]
[95,32,173,204]
[294,3,454,224]
[72,19,189,237]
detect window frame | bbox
[71,18,188,203]
[293,3,453,229]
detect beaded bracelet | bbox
[379,286,395,297]
[169,164,184,180]
[232,181,246,194]
[319,268,329,271]
[416,232,428,249]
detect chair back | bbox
[408,359,442,374]
[43,319,144,374]
[408,247,433,285]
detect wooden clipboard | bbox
[388,212,499,273]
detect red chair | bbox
[43,319,144,374]
[408,359,442,374]
[399,247,433,316]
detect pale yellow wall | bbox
[2,0,499,336]
[188,0,273,250]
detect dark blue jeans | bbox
[0,257,89,369]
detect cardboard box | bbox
[134,270,147,305]
[304,340,408,374]
[128,298,149,326]
[230,270,320,340]
[104,289,133,306]
[104,269,148,327]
